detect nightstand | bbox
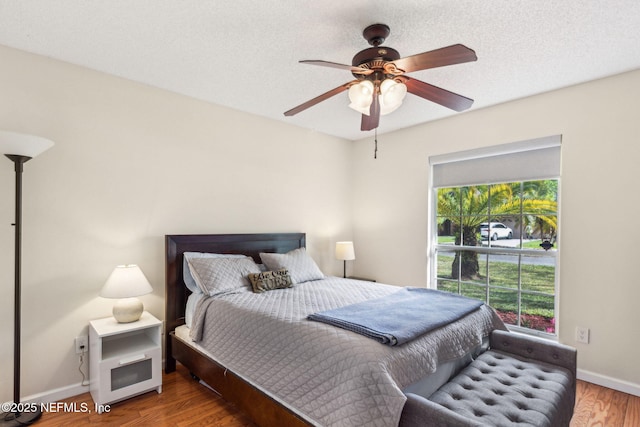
[348,276,376,282]
[89,311,162,413]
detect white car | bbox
[480,222,513,240]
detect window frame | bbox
[427,137,561,338]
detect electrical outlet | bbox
[575,326,590,344]
[75,335,88,354]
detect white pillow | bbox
[187,256,261,296]
[259,248,324,284]
[183,252,248,293]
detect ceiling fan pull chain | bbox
[374,128,378,159]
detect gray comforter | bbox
[190,277,505,427]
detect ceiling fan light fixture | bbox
[348,80,374,115]
[379,79,407,115]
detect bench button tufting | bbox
[426,348,575,427]
[507,413,521,423]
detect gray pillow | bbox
[187,256,261,296]
[259,248,324,284]
[183,252,248,293]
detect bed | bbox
[165,233,506,427]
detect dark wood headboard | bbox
[164,233,306,336]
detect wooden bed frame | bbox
[164,233,311,427]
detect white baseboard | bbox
[3,382,90,406]
[577,369,640,397]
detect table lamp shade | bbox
[335,241,355,261]
[100,265,153,323]
[0,130,55,158]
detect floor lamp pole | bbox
[2,154,41,425]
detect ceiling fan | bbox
[284,24,477,132]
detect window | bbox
[429,136,560,336]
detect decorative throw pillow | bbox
[183,252,248,294]
[247,269,293,293]
[187,256,261,296]
[259,248,324,284]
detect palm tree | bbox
[521,180,558,242]
[438,182,557,279]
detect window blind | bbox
[430,135,561,188]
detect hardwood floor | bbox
[571,380,640,427]
[33,366,640,426]
[36,364,257,427]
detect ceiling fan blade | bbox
[389,44,477,74]
[284,81,356,116]
[403,77,474,112]
[361,92,380,131]
[300,60,374,75]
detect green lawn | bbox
[437,253,555,320]
[522,239,553,250]
[437,236,456,244]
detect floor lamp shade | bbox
[0,130,55,158]
[335,241,355,278]
[1,130,54,427]
[100,265,153,323]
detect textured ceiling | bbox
[1,0,639,141]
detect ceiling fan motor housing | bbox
[351,47,401,79]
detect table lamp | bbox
[335,241,355,278]
[100,265,153,323]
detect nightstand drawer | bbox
[98,347,161,403]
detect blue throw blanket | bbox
[308,287,484,346]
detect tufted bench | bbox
[400,330,577,427]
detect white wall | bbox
[351,69,640,392]
[2,41,639,403]
[0,45,353,402]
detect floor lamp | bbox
[0,130,54,426]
